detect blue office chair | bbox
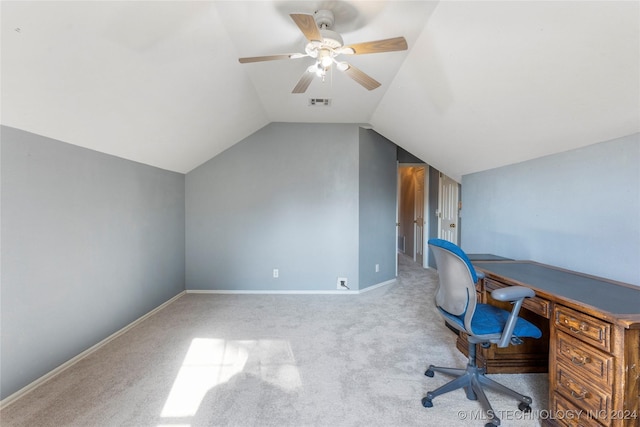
[423,239,542,427]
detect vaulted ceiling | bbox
[2,1,638,181]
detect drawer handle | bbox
[563,316,589,334]
[569,326,586,334]
[570,389,588,400]
[570,354,590,366]
[564,380,589,400]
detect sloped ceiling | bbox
[2,1,638,181]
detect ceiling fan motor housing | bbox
[314,10,335,29]
[319,29,343,48]
[304,10,343,58]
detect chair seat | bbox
[440,303,542,339]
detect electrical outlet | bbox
[336,277,348,290]
[273,269,279,278]
[375,264,380,273]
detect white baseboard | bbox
[187,289,360,295]
[0,291,186,410]
[186,279,396,295]
[359,278,397,293]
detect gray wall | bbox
[186,123,361,291]
[397,146,425,164]
[358,129,398,289]
[0,126,185,399]
[427,166,440,268]
[461,133,640,286]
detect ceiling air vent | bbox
[309,98,331,106]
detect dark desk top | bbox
[473,261,640,323]
[467,254,514,261]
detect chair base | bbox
[422,362,532,427]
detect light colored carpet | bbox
[0,255,547,426]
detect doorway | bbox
[398,165,428,267]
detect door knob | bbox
[449,224,456,228]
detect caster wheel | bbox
[518,402,532,412]
[421,397,433,408]
[424,369,434,377]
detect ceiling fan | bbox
[238,10,408,93]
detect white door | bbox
[437,173,459,243]
[414,167,425,265]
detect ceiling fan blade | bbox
[342,64,381,91]
[239,53,305,64]
[290,13,323,42]
[292,71,314,94]
[341,37,408,55]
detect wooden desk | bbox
[467,253,514,261]
[469,261,640,427]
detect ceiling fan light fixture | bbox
[308,61,327,78]
[336,61,349,71]
[319,50,333,68]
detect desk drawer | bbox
[484,278,551,318]
[554,306,611,352]
[556,332,613,388]
[555,362,612,426]
[551,393,605,427]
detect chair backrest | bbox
[428,238,479,333]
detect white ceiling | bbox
[2,1,638,181]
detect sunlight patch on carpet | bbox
[160,337,301,422]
